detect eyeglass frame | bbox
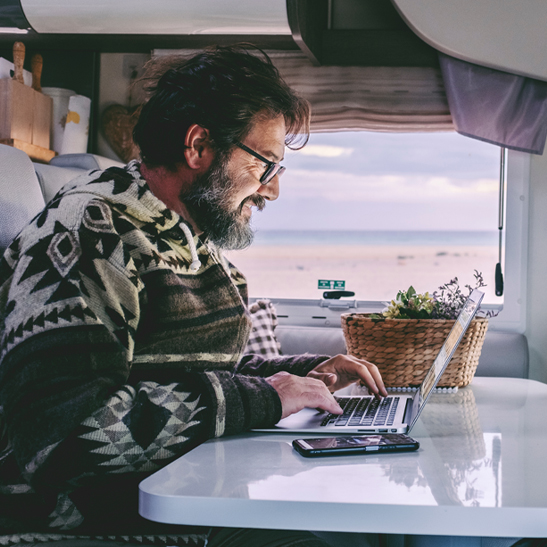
[235,141,286,185]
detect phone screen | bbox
[293,434,419,457]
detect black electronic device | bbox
[292,434,420,457]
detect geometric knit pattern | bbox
[0,533,206,547]
[47,493,84,530]
[77,383,206,475]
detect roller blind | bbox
[270,52,453,132]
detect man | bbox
[0,46,386,547]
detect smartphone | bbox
[292,434,420,457]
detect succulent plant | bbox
[383,286,436,319]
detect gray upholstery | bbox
[50,153,124,171]
[275,326,529,379]
[34,163,86,203]
[35,153,124,205]
[276,326,348,357]
[475,331,529,378]
[0,144,46,255]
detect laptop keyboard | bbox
[320,396,400,427]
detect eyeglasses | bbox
[235,141,286,185]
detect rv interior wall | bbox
[527,152,547,383]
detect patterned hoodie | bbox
[0,162,328,542]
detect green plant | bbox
[432,270,487,320]
[382,286,436,319]
[377,271,488,320]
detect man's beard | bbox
[180,154,266,250]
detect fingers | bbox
[265,372,342,419]
[302,388,343,416]
[354,359,388,398]
[309,355,388,398]
[307,371,338,390]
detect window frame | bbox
[251,149,530,334]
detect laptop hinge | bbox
[403,397,413,424]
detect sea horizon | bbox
[251,229,499,247]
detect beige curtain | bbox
[270,52,454,133]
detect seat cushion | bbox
[276,325,348,356]
[475,331,529,379]
[0,144,46,254]
[50,153,124,171]
[275,325,529,379]
[34,163,87,203]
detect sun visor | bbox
[19,0,291,35]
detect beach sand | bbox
[224,245,500,303]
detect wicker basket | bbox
[341,314,489,388]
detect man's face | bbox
[181,115,286,250]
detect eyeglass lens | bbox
[261,164,286,184]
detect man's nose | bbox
[258,174,280,201]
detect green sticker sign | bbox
[318,279,346,290]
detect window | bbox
[225,132,529,331]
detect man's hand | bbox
[307,355,388,398]
[265,371,343,420]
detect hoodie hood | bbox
[61,160,202,271]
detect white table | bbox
[139,377,547,538]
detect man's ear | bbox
[184,124,214,171]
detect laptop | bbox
[254,289,484,435]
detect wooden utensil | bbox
[31,54,43,92]
[12,41,25,84]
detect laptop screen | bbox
[408,289,485,430]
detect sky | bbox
[250,131,501,232]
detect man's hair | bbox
[133,45,310,167]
